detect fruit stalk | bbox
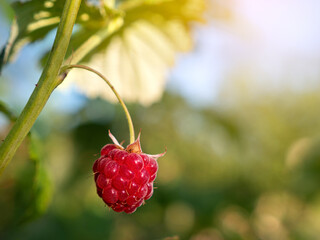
[59,64,135,144]
[0,0,82,176]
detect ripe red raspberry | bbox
[93,131,165,214]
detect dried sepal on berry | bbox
[126,131,142,154]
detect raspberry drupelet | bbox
[93,131,165,214]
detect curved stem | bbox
[0,0,82,176]
[60,64,135,144]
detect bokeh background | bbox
[1,0,320,239]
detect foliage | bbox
[1,0,107,66]
[1,0,205,105]
[0,103,52,238]
[2,88,320,239]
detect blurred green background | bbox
[1,0,320,239]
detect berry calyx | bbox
[93,131,166,214]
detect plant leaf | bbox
[63,0,206,105]
[0,105,51,229]
[0,0,112,72]
[0,100,16,121]
[22,132,52,223]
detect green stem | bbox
[60,64,135,144]
[0,0,82,176]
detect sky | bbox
[0,0,320,113]
[169,0,320,105]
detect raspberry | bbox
[93,131,165,214]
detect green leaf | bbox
[0,96,51,231]
[22,132,52,223]
[63,0,205,105]
[0,117,52,230]
[1,0,64,68]
[0,0,112,71]
[0,0,14,21]
[1,0,205,105]
[0,100,16,121]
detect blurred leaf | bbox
[62,0,205,106]
[0,0,112,71]
[0,19,18,74]
[289,139,320,200]
[2,89,320,239]
[23,132,52,222]
[1,0,63,68]
[1,0,205,105]
[0,101,51,222]
[0,100,16,121]
[0,0,14,20]
[0,128,52,233]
